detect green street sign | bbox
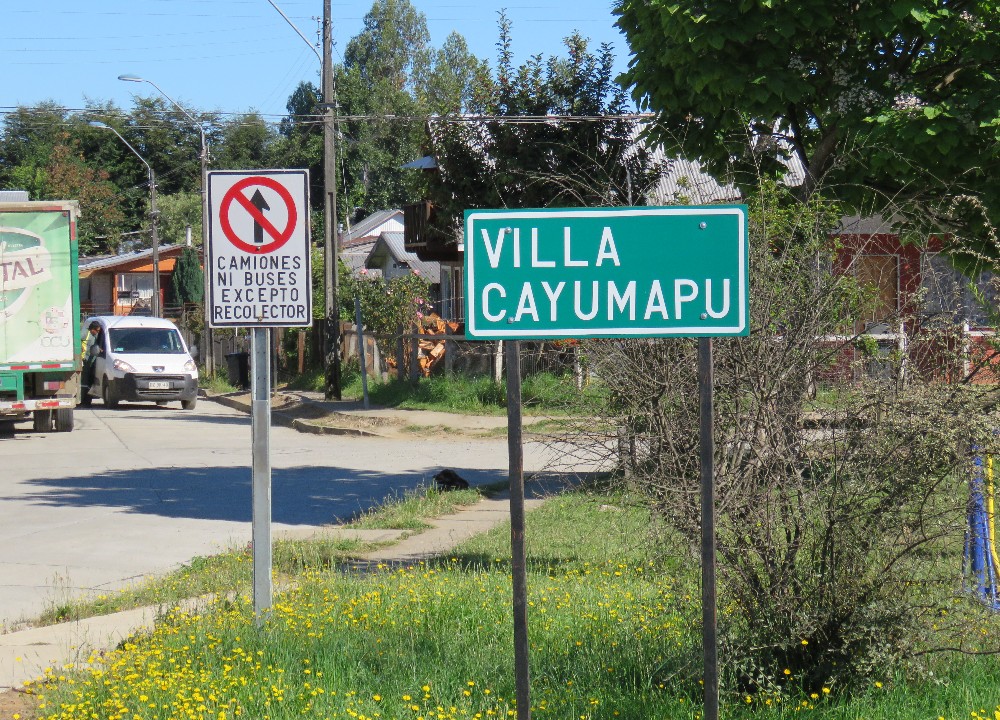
[464,205,749,339]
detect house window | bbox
[440,265,464,323]
[921,253,998,327]
[854,254,899,333]
[117,272,154,311]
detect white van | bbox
[81,316,199,409]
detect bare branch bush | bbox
[547,181,1000,694]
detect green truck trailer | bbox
[0,200,82,432]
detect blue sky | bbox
[2,0,631,121]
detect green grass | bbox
[28,491,1000,720]
[279,365,606,416]
[33,536,370,627]
[282,366,325,392]
[27,485,483,629]
[199,367,238,394]
[345,484,485,530]
[347,372,605,416]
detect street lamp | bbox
[118,74,214,370]
[90,121,161,318]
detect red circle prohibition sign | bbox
[220,176,298,254]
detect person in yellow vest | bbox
[82,321,104,387]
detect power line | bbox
[1,105,652,128]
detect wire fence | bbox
[93,302,998,389]
[340,327,587,385]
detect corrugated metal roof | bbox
[79,244,188,276]
[340,209,403,247]
[365,231,441,283]
[646,155,741,205]
[0,190,30,202]
[341,250,378,277]
[837,214,904,235]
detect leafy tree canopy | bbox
[615,0,1000,260]
[424,14,662,236]
[344,0,432,93]
[156,191,203,248]
[0,0,486,254]
[213,112,277,170]
[334,0,487,223]
[45,140,128,255]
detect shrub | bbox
[562,184,1000,693]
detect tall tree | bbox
[421,32,491,114]
[335,0,436,221]
[270,2,486,224]
[44,141,127,255]
[615,0,1000,262]
[424,15,661,236]
[343,0,432,93]
[214,112,278,170]
[170,245,204,305]
[156,191,203,247]
[122,97,216,196]
[0,103,70,197]
[274,81,325,212]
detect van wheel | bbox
[181,397,197,411]
[102,381,119,408]
[55,408,74,432]
[33,409,53,432]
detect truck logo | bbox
[1,226,53,318]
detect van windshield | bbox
[108,328,186,354]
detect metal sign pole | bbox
[504,340,531,720]
[355,297,370,409]
[251,326,273,618]
[699,337,719,720]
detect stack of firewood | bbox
[415,313,460,375]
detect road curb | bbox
[204,392,384,437]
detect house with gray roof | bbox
[339,209,404,277]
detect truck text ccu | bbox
[0,200,82,432]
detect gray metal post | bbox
[699,337,718,720]
[355,296,370,409]
[200,137,214,375]
[251,326,273,618]
[505,340,531,720]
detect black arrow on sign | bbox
[250,189,270,244]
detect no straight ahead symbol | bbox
[219,176,298,254]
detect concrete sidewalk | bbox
[0,484,550,696]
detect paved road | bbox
[0,400,551,629]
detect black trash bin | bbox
[225,351,250,390]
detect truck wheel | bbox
[33,409,53,432]
[55,408,74,432]
[102,381,119,408]
[181,397,198,410]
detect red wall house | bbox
[825,223,998,384]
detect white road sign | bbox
[207,169,312,328]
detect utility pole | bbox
[323,0,342,399]
[264,0,338,395]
